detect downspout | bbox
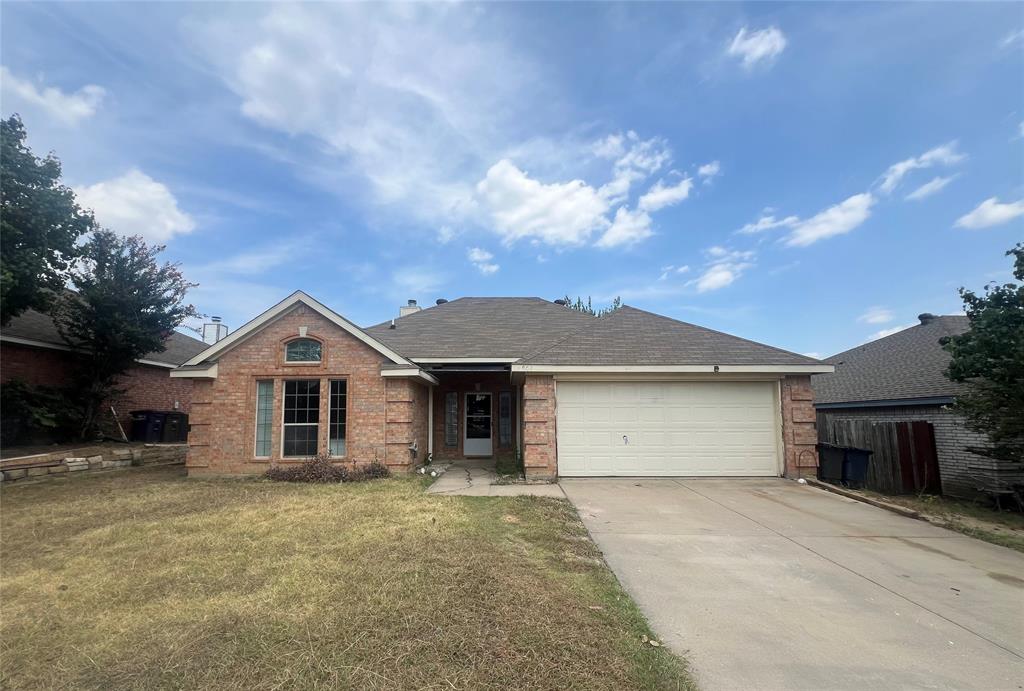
[427,384,434,459]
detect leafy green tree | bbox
[0,115,96,324]
[54,231,199,438]
[943,243,1024,463]
[561,295,622,317]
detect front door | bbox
[464,392,493,456]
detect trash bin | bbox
[161,412,189,443]
[130,410,166,443]
[816,443,873,488]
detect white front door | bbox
[464,392,493,456]
[557,381,780,476]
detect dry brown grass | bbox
[1,466,695,690]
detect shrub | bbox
[263,455,391,484]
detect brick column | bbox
[385,378,417,470]
[522,375,557,480]
[185,379,213,473]
[781,375,819,478]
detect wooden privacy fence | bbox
[817,417,942,495]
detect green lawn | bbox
[0,466,695,690]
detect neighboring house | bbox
[1,308,207,436]
[171,291,831,479]
[812,313,1016,498]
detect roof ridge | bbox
[516,306,624,363]
[618,304,823,364]
[824,316,968,361]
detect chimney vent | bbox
[554,299,568,306]
[399,299,422,318]
[918,313,938,325]
[436,298,448,305]
[202,317,229,344]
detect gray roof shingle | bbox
[365,297,597,359]
[518,305,822,366]
[812,315,969,405]
[2,308,208,366]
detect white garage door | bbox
[556,381,780,477]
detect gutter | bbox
[814,396,955,410]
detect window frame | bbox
[444,391,458,447]
[254,379,274,458]
[281,378,321,458]
[284,338,323,364]
[328,378,347,458]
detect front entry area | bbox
[556,380,780,476]
[464,392,493,456]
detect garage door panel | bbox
[557,381,779,477]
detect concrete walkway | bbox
[562,477,1024,691]
[424,459,564,497]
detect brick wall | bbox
[431,372,518,461]
[816,404,1013,498]
[185,304,398,476]
[385,378,430,470]
[1,342,75,388]
[522,375,556,480]
[781,375,819,478]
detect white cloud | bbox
[858,306,894,324]
[1001,29,1024,48]
[727,26,787,69]
[954,197,1024,229]
[876,142,966,195]
[658,264,690,281]
[476,159,610,246]
[596,206,653,248]
[638,177,693,212]
[437,225,456,244]
[690,247,755,293]
[784,193,874,247]
[905,175,956,201]
[737,213,799,234]
[467,247,499,275]
[0,66,105,126]
[869,324,914,341]
[75,169,195,243]
[697,160,721,180]
[599,132,672,205]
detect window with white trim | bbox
[285,339,322,362]
[283,379,319,457]
[255,380,273,457]
[329,380,346,456]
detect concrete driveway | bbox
[561,478,1024,691]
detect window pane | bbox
[466,416,491,439]
[445,392,458,447]
[285,339,322,362]
[329,380,346,456]
[283,379,320,457]
[499,391,512,447]
[466,394,490,417]
[255,380,273,457]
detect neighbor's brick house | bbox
[1,308,206,441]
[173,292,830,480]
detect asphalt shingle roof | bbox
[812,315,969,405]
[517,305,822,366]
[2,308,208,366]
[365,297,597,359]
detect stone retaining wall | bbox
[0,444,187,484]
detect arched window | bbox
[285,338,322,362]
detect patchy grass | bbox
[494,454,523,478]
[864,490,1024,553]
[1,466,694,690]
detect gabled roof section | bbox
[812,315,969,405]
[2,307,207,367]
[181,291,415,367]
[365,297,596,360]
[517,305,828,369]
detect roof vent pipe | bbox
[918,313,937,325]
[389,319,396,329]
[553,299,568,306]
[436,298,448,305]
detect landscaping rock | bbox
[87,455,103,469]
[4,469,27,480]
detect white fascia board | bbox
[380,368,440,386]
[170,363,218,379]
[136,359,177,369]
[181,291,415,368]
[409,357,520,364]
[511,364,835,374]
[2,335,179,368]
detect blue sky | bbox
[2,2,1022,358]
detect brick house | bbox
[812,313,1019,498]
[1,308,207,439]
[172,291,831,480]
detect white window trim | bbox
[254,379,273,459]
[281,378,321,459]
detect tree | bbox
[943,243,1024,464]
[0,115,96,324]
[561,295,622,317]
[54,231,199,438]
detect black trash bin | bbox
[842,447,873,489]
[130,410,166,443]
[816,443,846,483]
[816,443,873,488]
[161,412,189,443]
